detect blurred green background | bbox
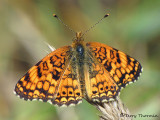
[0,0,160,120]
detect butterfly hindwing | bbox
[14,46,72,103]
[86,42,142,89]
[51,56,82,106]
[84,50,120,102]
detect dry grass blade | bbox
[88,97,132,120]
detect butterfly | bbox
[14,14,142,107]
[14,31,142,107]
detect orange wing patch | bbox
[86,42,142,89]
[14,46,72,103]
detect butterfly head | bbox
[76,32,82,40]
[72,31,84,48]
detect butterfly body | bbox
[14,32,142,106]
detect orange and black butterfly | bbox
[14,14,142,107]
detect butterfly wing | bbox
[52,55,82,106]
[14,46,78,105]
[86,42,142,89]
[84,50,120,102]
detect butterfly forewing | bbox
[14,46,72,103]
[86,42,142,89]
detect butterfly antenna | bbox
[82,14,109,37]
[53,14,75,34]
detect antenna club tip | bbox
[53,14,58,18]
[104,14,110,18]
